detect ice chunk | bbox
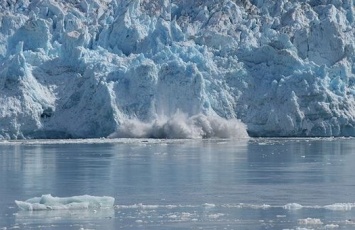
[15,194,115,211]
[324,203,355,211]
[283,203,303,210]
[298,218,323,225]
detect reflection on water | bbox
[1,138,355,229]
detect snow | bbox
[0,0,354,139]
[15,194,115,211]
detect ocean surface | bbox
[1,138,355,229]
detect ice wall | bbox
[0,0,354,138]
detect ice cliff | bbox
[0,0,354,139]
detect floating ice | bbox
[324,203,355,211]
[298,218,323,225]
[324,224,340,229]
[283,203,303,210]
[15,194,115,211]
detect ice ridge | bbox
[0,0,354,139]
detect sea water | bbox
[1,138,355,229]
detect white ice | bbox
[15,194,115,211]
[0,0,354,139]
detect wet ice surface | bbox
[15,194,115,211]
[1,138,355,229]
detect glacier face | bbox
[0,0,354,139]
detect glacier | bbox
[0,0,354,139]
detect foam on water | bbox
[110,111,248,139]
[15,194,115,211]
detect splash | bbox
[110,111,248,139]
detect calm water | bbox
[1,138,355,229]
